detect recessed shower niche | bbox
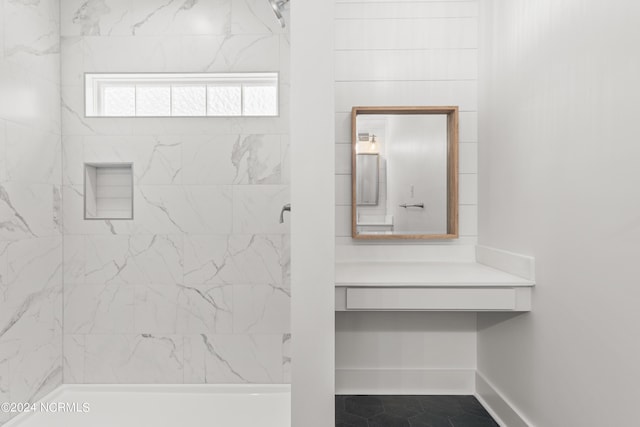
[84,163,134,220]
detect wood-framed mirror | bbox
[351,106,459,240]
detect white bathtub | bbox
[4,384,291,427]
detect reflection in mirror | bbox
[351,106,458,239]
[356,153,379,205]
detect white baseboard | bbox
[475,372,531,427]
[476,245,535,281]
[335,369,475,395]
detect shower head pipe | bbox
[269,0,290,28]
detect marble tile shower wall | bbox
[0,0,63,424]
[60,0,290,385]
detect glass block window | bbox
[85,73,279,117]
[207,86,242,116]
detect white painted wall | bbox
[478,1,640,425]
[336,312,477,394]
[290,1,335,426]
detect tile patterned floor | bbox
[336,395,500,427]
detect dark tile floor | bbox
[336,395,499,427]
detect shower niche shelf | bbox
[84,163,133,220]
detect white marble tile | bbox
[182,134,280,185]
[0,274,61,344]
[0,0,4,61]
[0,241,9,288]
[175,284,232,334]
[60,37,85,87]
[61,85,134,136]
[83,135,182,185]
[4,122,61,185]
[134,283,232,335]
[62,185,122,235]
[282,333,290,383]
[5,237,62,289]
[129,116,233,136]
[0,288,61,367]
[0,62,61,134]
[0,120,7,183]
[232,185,289,234]
[17,190,61,229]
[64,184,186,236]
[3,0,60,83]
[54,0,292,387]
[131,186,186,235]
[280,134,289,185]
[62,136,84,186]
[229,114,289,137]
[0,335,62,405]
[53,185,62,234]
[181,135,237,185]
[180,186,234,233]
[281,236,290,288]
[83,35,183,72]
[0,272,62,403]
[137,185,233,234]
[231,0,285,35]
[279,34,290,84]
[0,357,9,401]
[231,135,281,184]
[233,285,290,334]
[84,334,183,383]
[63,334,85,384]
[180,34,279,72]
[61,0,134,36]
[184,334,282,383]
[84,234,183,285]
[64,282,134,334]
[184,234,286,286]
[130,0,231,36]
[133,284,181,334]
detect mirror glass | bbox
[352,106,459,239]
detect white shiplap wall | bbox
[334,0,479,248]
[333,0,480,395]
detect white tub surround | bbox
[335,246,535,312]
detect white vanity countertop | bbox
[335,261,534,287]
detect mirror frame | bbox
[351,106,459,240]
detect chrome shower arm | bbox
[279,203,291,223]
